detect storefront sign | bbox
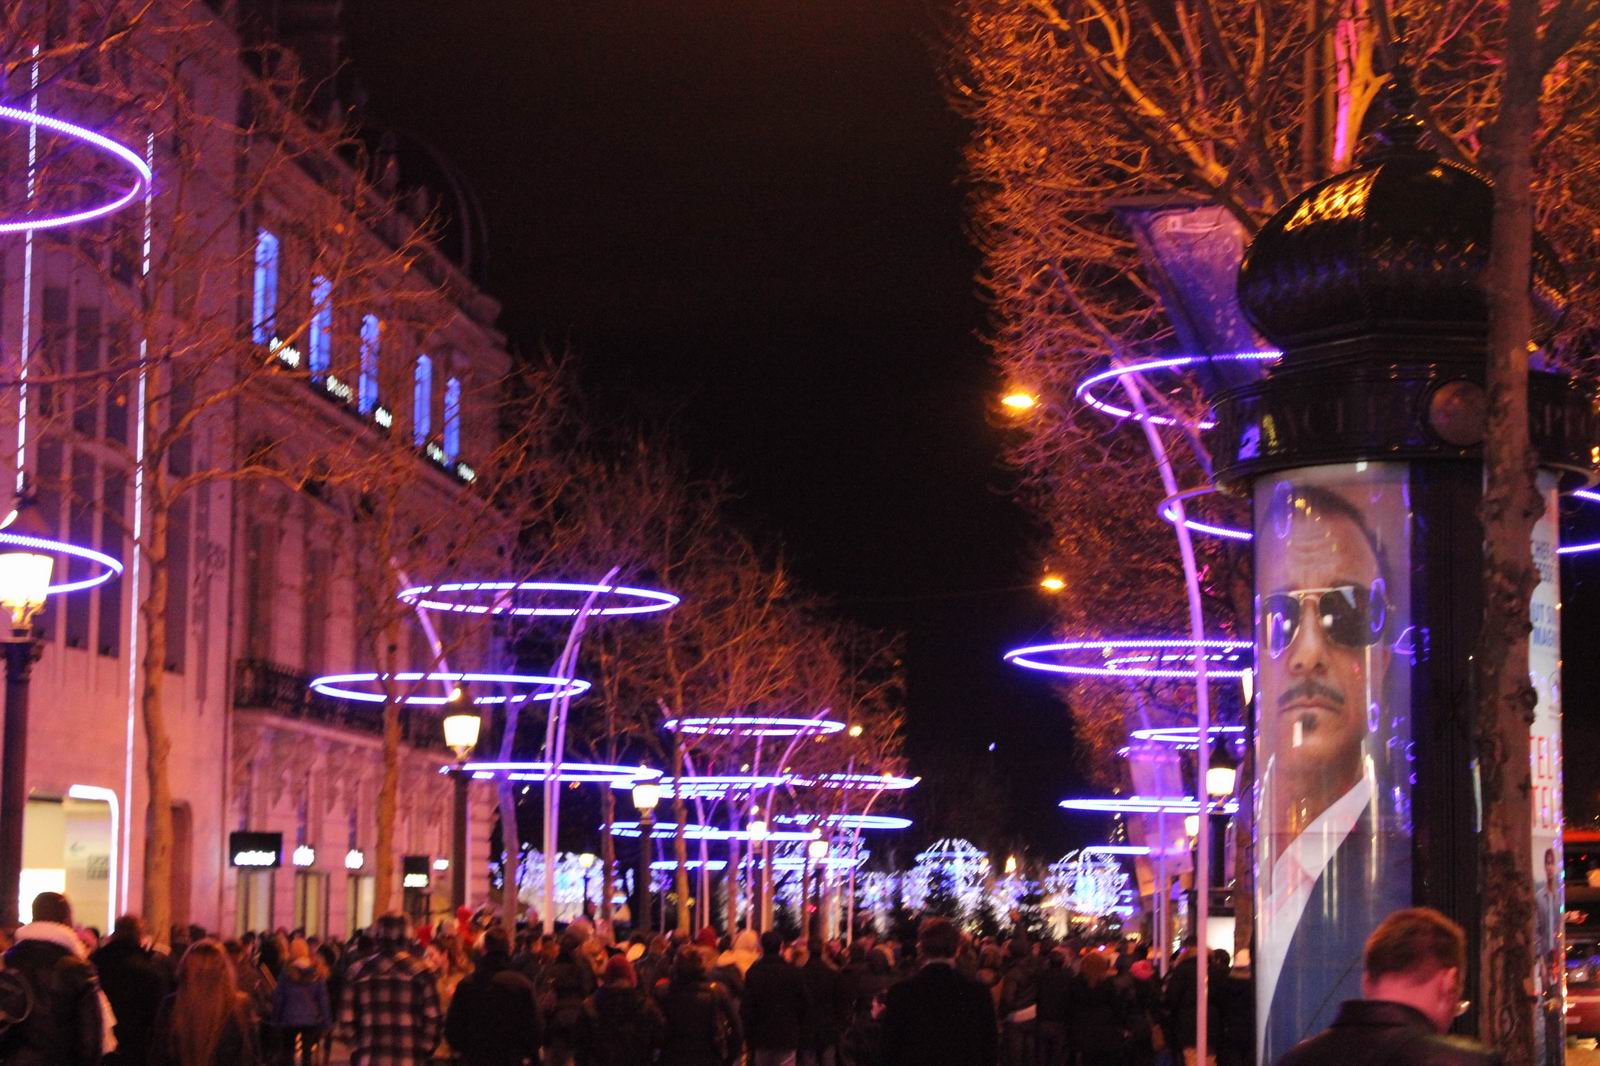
[230,831,283,868]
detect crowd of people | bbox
[0,888,1270,1066]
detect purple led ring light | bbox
[1126,725,1247,749]
[607,820,820,842]
[309,671,589,705]
[663,715,846,738]
[786,772,920,792]
[1158,486,1252,543]
[454,761,660,784]
[0,529,123,595]
[1559,489,1600,556]
[0,105,152,234]
[1058,795,1241,815]
[775,813,912,832]
[608,774,791,798]
[651,859,728,871]
[1074,351,1281,428]
[397,580,679,617]
[1004,639,1251,681]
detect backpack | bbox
[0,967,33,1051]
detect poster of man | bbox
[1529,475,1563,1066]
[1254,463,1414,1064]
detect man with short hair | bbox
[1,892,110,1066]
[444,926,541,1066]
[880,917,998,1066]
[337,913,441,1065]
[90,913,171,1064]
[1274,908,1498,1066]
[743,929,810,1066]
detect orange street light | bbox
[1000,390,1039,413]
[1039,575,1066,593]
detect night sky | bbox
[340,0,1600,857]
[342,0,1091,858]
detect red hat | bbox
[695,927,719,949]
[603,954,637,986]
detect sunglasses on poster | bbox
[1263,582,1388,658]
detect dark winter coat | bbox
[880,960,998,1066]
[799,957,848,1049]
[89,935,171,1064]
[578,984,664,1066]
[1069,975,1133,1066]
[268,961,330,1030]
[443,951,542,1066]
[1274,1001,1501,1066]
[658,975,741,1066]
[0,930,104,1066]
[147,994,259,1066]
[741,954,809,1052]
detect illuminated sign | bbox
[269,338,302,369]
[324,375,353,403]
[433,857,450,871]
[374,406,393,429]
[229,831,282,868]
[292,845,316,868]
[344,848,365,871]
[402,855,430,890]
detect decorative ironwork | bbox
[233,659,449,750]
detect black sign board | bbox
[229,831,283,868]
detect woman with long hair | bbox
[151,939,260,1066]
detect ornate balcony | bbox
[232,658,446,751]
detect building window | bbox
[308,275,332,380]
[165,498,190,673]
[412,355,432,448]
[303,549,328,675]
[251,229,279,345]
[245,518,276,661]
[358,314,380,414]
[443,377,462,462]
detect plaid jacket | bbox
[337,948,442,1065]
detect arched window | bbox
[308,275,332,379]
[443,377,462,462]
[358,314,380,414]
[412,354,432,447]
[251,229,279,344]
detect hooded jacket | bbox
[1,922,108,1066]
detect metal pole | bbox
[637,811,654,935]
[451,769,469,911]
[0,635,38,928]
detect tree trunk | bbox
[139,493,173,947]
[600,786,617,927]
[672,733,691,934]
[1477,2,1543,1060]
[373,614,404,917]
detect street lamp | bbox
[441,688,480,912]
[1000,390,1039,412]
[578,851,597,913]
[633,782,661,934]
[0,505,54,927]
[806,836,829,938]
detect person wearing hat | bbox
[578,954,665,1066]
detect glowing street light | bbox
[633,783,662,933]
[1001,390,1039,413]
[1039,575,1066,593]
[578,851,597,910]
[847,723,864,738]
[441,688,481,912]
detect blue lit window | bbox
[413,354,432,447]
[358,314,380,414]
[251,229,279,344]
[443,377,462,462]
[308,275,332,379]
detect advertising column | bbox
[1531,473,1564,1066]
[1253,464,1414,1063]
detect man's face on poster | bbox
[1259,491,1389,793]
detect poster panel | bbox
[1531,472,1563,1066]
[1254,463,1414,1063]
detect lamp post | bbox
[633,782,661,935]
[807,836,829,939]
[747,816,769,932]
[0,506,54,927]
[442,690,481,913]
[578,851,597,915]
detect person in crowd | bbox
[1164,938,1221,1066]
[224,938,273,1026]
[1124,955,1163,1066]
[730,928,762,977]
[444,926,541,1066]
[1072,951,1134,1066]
[658,946,742,1066]
[997,936,1040,1065]
[90,913,172,1065]
[0,891,112,1066]
[1034,947,1075,1066]
[337,913,441,1065]
[797,937,848,1066]
[1275,908,1498,1066]
[880,917,997,1066]
[577,953,664,1066]
[268,937,330,1066]
[150,939,259,1066]
[742,929,810,1066]
[1212,949,1254,1066]
[541,929,599,1066]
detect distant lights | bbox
[1058,795,1240,816]
[1126,725,1247,749]
[1039,575,1066,592]
[664,715,845,738]
[775,813,913,832]
[456,761,661,785]
[433,857,450,872]
[373,405,394,429]
[607,820,818,842]
[1001,390,1039,412]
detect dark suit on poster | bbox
[1263,808,1409,1065]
